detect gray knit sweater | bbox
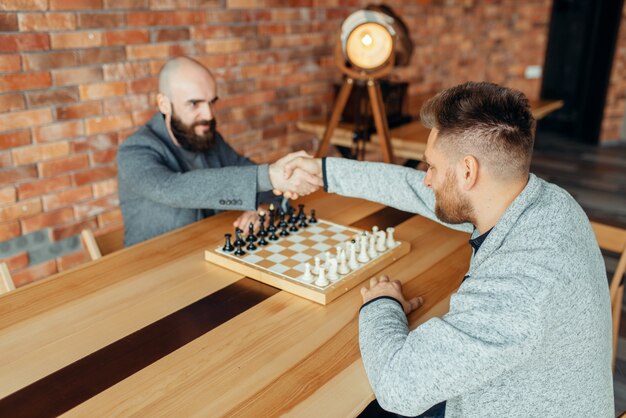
[324,158,613,417]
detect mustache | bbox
[192,119,216,128]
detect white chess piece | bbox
[386,227,397,248]
[324,251,332,270]
[335,245,342,258]
[368,234,378,259]
[315,269,329,287]
[338,250,350,274]
[372,226,379,236]
[328,259,339,282]
[302,262,314,283]
[313,256,321,275]
[358,234,370,263]
[376,230,387,252]
[348,241,359,270]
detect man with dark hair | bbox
[277,82,613,417]
[118,56,321,246]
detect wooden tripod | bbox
[315,40,396,163]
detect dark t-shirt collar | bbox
[469,227,493,253]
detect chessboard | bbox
[204,209,410,305]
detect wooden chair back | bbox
[0,262,16,295]
[590,221,626,369]
[81,227,125,261]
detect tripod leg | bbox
[316,78,354,158]
[367,80,394,163]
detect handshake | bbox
[268,151,324,200]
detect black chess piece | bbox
[289,222,299,232]
[309,209,318,224]
[222,233,234,252]
[279,222,290,236]
[234,240,246,256]
[278,209,287,228]
[297,204,306,220]
[298,216,308,229]
[269,228,279,241]
[258,212,267,237]
[268,206,276,232]
[246,240,257,251]
[246,222,257,242]
[234,228,245,247]
[258,234,268,246]
[288,207,297,225]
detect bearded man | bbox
[118,56,321,246]
[279,82,613,417]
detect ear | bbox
[157,93,172,116]
[460,155,479,190]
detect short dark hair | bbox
[420,82,536,179]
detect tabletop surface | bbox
[0,192,472,417]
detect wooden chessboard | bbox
[204,219,410,305]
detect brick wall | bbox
[0,0,552,286]
[602,6,626,142]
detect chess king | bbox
[117,56,322,246]
[276,82,612,417]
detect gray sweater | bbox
[324,158,613,417]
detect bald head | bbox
[158,56,213,99]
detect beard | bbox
[169,112,217,153]
[434,169,474,225]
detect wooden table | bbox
[0,192,472,417]
[297,98,564,161]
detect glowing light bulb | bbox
[360,33,373,47]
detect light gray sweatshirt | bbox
[324,158,613,417]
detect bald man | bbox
[118,56,321,246]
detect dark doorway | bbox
[539,0,624,144]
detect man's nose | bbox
[198,102,213,120]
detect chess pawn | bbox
[234,240,246,256]
[372,226,379,236]
[324,251,332,270]
[315,269,329,287]
[302,263,314,283]
[376,230,387,252]
[246,222,257,242]
[368,234,378,259]
[313,256,321,275]
[309,209,318,224]
[358,234,370,263]
[327,259,339,282]
[386,227,397,248]
[348,241,359,270]
[338,250,350,275]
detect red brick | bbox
[0,14,19,31]
[0,0,47,11]
[0,55,21,73]
[0,165,37,186]
[0,186,16,206]
[0,151,12,168]
[103,0,148,9]
[0,221,20,241]
[17,175,71,199]
[71,133,117,153]
[0,71,52,93]
[154,28,190,42]
[102,62,151,81]
[52,66,102,86]
[49,0,103,10]
[204,38,244,54]
[33,120,84,142]
[12,260,57,288]
[74,195,118,218]
[18,12,77,31]
[92,178,117,197]
[97,208,122,226]
[72,165,117,186]
[42,185,92,210]
[0,198,42,222]
[37,154,89,177]
[0,34,49,53]
[0,108,53,132]
[56,101,102,120]
[1,251,29,271]
[77,12,125,28]
[85,114,132,135]
[0,92,25,113]
[103,29,149,46]
[50,32,102,49]
[90,148,117,164]
[78,47,126,65]
[21,207,75,234]
[50,217,97,240]
[22,51,78,71]
[127,11,205,26]
[26,88,79,107]
[56,249,91,272]
[131,109,153,126]
[79,81,125,100]
[126,44,169,60]
[12,142,70,165]
[0,130,30,150]
[128,77,157,94]
[103,94,150,114]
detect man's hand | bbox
[269,151,323,199]
[361,275,423,315]
[232,204,270,233]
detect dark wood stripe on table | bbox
[0,206,414,418]
[0,278,279,418]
